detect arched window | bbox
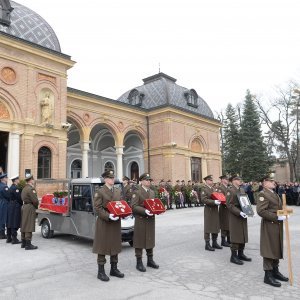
[38,146,51,179]
[71,159,82,178]
[184,89,199,108]
[127,89,144,106]
[104,161,114,172]
[130,162,139,180]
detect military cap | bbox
[0,173,8,179]
[101,170,115,178]
[181,180,185,183]
[219,174,229,180]
[160,179,165,183]
[176,180,180,183]
[139,173,152,181]
[203,175,213,181]
[261,174,275,182]
[229,174,241,182]
[25,174,34,181]
[10,175,19,181]
[122,176,130,181]
[167,179,172,182]
[188,180,191,183]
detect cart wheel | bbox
[129,240,133,247]
[41,219,54,239]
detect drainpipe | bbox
[146,116,150,173]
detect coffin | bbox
[143,198,166,215]
[39,194,69,214]
[106,200,132,218]
[211,192,226,203]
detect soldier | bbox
[0,173,9,239]
[201,175,222,251]
[20,174,39,250]
[226,174,251,265]
[256,175,289,287]
[174,180,182,208]
[92,170,124,282]
[186,180,193,207]
[181,180,187,208]
[123,176,133,204]
[165,179,173,209]
[131,173,159,272]
[7,175,23,244]
[218,175,230,247]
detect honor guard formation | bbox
[0,167,293,288]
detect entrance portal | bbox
[0,131,8,172]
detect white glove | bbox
[109,214,119,221]
[278,216,286,221]
[214,200,221,205]
[240,212,248,218]
[145,209,154,216]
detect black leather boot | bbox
[21,239,26,248]
[147,256,159,269]
[0,231,7,239]
[205,241,215,251]
[212,239,223,249]
[11,236,21,244]
[238,250,252,261]
[110,262,124,278]
[264,270,281,287]
[227,236,231,244]
[97,264,109,281]
[6,236,12,243]
[25,240,38,250]
[221,236,230,247]
[230,250,243,265]
[136,257,146,272]
[273,267,289,282]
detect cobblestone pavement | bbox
[0,206,299,300]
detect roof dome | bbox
[0,1,61,52]
[116,73,214,119]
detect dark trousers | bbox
[231,243,245,251]
[221,229,230,237]
[135,248,153,258]
[21,232,32,241]
[204,232,218,241]
[263,258,279,271]
[97,254,118,265]
[7,228,18,237]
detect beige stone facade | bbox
[0,2,222,197]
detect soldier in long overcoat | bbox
[218,175,230,247]
[92,170,124,282]
[7,175,23,244]
[131,173,159,272]
[201,175,222,251]
[256,175,288,287]
[21,174,39,250]
[226,175,251,265]
[123,176,133,204]
[0,173,9,239]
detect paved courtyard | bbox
[0,206,299,300]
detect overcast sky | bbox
[20,0,300,114]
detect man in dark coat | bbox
[7,175,23,244]
[92,170,124,282]
[131,173,159,272]
[218,175,230,247]
[0,173,10,239]
[256,175,289,287]
[123,176,133,204]
[226,175,251,265]
[21,174,39,250]
[201,175,222,251]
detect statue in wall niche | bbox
[40,91,53,125]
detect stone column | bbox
[115,146,124,180]
[7,132,20,181]
[81,141,89,178]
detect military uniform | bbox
[201,177,221,250]
[131,173,159,272]
[256,176,288,287]
[7,176,23,244]
[0,174,10,239]
[93,170,124,281]
[165,180,173,209]
[21,176,39,250]
[226,175,251,264]
[218,181,230,246]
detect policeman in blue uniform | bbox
[0,173,10,239]
[7,175,23,244]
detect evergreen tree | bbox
[239,90,271,181]
[222,103,241,175]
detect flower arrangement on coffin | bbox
[53,190,68,198]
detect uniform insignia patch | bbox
[259,197,264,201]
